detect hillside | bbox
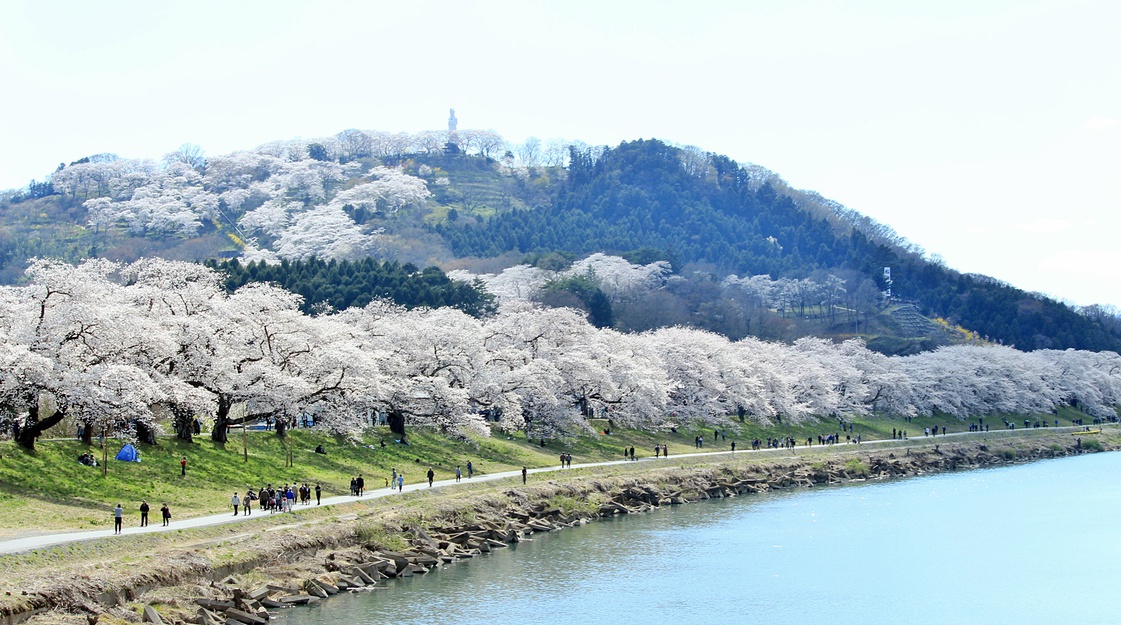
[432,140,1121,352]
[3,133,1119,354]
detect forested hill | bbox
[3,133,1119,353]
[442,140,845,274]
[437,140,1121,352]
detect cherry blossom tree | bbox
[0,259,166,450]
[325,167,430,215]
[645,327,746,427]
[333,304,486,440]
[272,205,378,261]
[900,345,1061,418]
[566,253,671,300]
[335,129,373,162]
[478,304,621,437]
[1032,349,1121,419]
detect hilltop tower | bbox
[445,108,460,155]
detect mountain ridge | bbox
[3,132,1118,353]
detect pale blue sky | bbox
[1,1,1118,308]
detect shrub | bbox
[548,493,601,515]
[843,458,868,477]
[355,523,408,552]
[1081,438,1104,452]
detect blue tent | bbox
[115,443,140,462]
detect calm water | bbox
[279,452,1121,625]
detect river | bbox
[277,452,1121,625]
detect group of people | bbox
[112,500,171,533]
[652,444,669,458]
[750,437,796,450]
[386,462,476,489]
[815,433,857,445]
[228,481,325,517]
[349,475,365,496]
[251,483,322,514]
[558,452,574,467]
[694,430,732,447]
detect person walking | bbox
[315,483,321,505]
[230,492,241,516]
[467,461,474,478]
[455,466,462,482]
[242,490,252,515]
[427,467,435,487]
[521,466,527,484]
[397,474,404,492]
[160,503,171,526]
[356,474,365,496]
[139,500,150,527]
[113,503,124,534]
[180,457,187,477]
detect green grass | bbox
[843,458,869,476]
[0,405,1109,534]
[1080,438,1104,452]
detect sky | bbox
[1,0,1118,309]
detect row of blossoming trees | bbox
[2,258,1120,451]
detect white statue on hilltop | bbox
[448,108,458,133]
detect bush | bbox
[1081,438,1104,452]
[843,458,868,477]
[355,523,408,551]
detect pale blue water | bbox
[280,452,1121,625]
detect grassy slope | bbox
[0,407,1099,537]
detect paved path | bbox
[0,425,1101,555]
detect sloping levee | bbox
[2,432,1113,625]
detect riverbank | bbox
[3,428,1117,625]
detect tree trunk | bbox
[211,395,233,444]
[16,404,67,451]
[101,428,108,477]
[136,420,158,445]
[387,410,406,437]
[172,405,194,443]
[81,419,94,446]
